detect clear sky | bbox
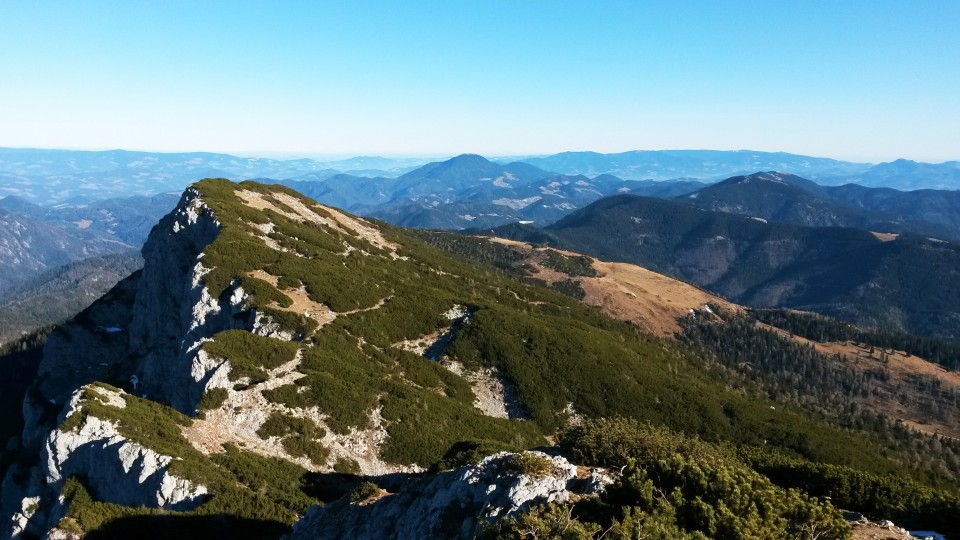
[1,1,958,162]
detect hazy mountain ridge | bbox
[282,154,707,230]
[4,148,957,211]
[0,193,177,300]
[0,148,429,205]
[0,192,182,245]
[516,150,960,190]
[516,149,871,181]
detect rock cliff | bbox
[2,187,245,538]
[287,452,610,540]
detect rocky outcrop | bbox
[43,386,208,509]
[129,188,251,413]
[6,385,208,538]
[3,190,243,538]
[287,452,612,540]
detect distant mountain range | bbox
[4,150,960,316]
[2,148,959,208]
[515,150,960,189]
[0,148,431,204]
[0,208,131,297]
[279,154,707,229]
[515,150,870,181]
[477,194,960,338]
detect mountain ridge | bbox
[2,179,957,539]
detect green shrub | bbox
[333,457,362,475]
[482,503,600,539]
[281,436,329,465]
[237,275,292,308]
[558,417,730,468]
[507,452,554,477]
[197,388,228,413]
[542,250,597,277]
[349,481,381,503]
[202,330,299,383]
[210,444,318,515]
[432,440,516,472]
[256,412,329,465]
[256,412,321,440]
[605,455,849,539]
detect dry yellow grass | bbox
[247,269,336,326]
[485,237,737,337]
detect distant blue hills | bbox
[2,147,959,206]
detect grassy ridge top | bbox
[191,178,914,474]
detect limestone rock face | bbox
[287,452,605,540]
[129,188,250,413]
[42,387,207,511]
[6,386,208,538]
[2,190,239,538]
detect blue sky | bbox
[1,1,958,162]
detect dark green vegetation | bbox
[486,418,852,540]
[410,230,589,299]
[483,193,960,338]
[196,388,228,414]
[256,413,329,465]
[505,452,554,477]
[349,481,382,503]
[541,250,597,277]
[739,447,960,537]
[0,328,49,479]
[202,329,299,384]
[561,419,959,537]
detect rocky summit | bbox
[1,179,956,539]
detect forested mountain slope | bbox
[480,194,960,338]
